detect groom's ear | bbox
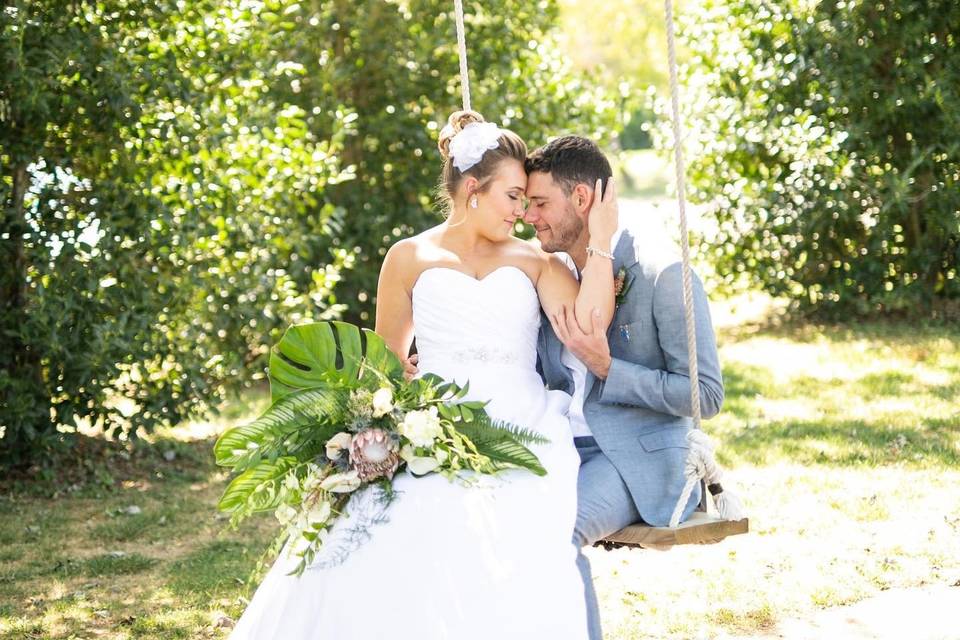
[572,183,592,217]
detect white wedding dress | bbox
[229,265,588,639]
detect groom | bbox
[524,136,724,640]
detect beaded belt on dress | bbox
[436,346,521,366]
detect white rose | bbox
[400,444,441,475]
[398,407,443,447]
[407,456,440,476]
[325,432,353,461]
[371,387,394,418]
[319,470,361,493]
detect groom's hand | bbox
[550,306,612,380]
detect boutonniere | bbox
[614,267,633,306]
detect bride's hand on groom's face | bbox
[587,177,619,247]
[550,306,612,380]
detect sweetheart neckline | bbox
[411,265,536,294]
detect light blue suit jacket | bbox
[538,223,724,526]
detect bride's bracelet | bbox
[586,246,615,260]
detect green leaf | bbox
[456,414,549,476]
[217,457,298,513]
[214,384,348,468]
[268,322,403,403]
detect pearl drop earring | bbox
[470,196,478,209]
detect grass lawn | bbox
[1,316,958,639]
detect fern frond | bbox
[460,409,550,446]
[455,415,547,476]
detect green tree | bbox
[655,0,960,315]
[1,0,349,465]
[556,0,697,150]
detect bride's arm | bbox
[375,240,416,361]
[536,178,619,333]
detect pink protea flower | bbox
[349,428,400,481]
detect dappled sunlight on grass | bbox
[156,385,271,444]
[591,465,960,639]
[3,319,958,639]
[710,321,960,470]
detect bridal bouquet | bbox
[214,321,547,575]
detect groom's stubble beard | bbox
[539,200,584,254]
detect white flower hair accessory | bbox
[448,121,502,172]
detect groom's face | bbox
[523,171,584,253]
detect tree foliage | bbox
[2,0,351,465]
[655,0,960,315]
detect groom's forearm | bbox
[598,358,724,418]
[597,262,724,418]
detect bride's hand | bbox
[587,177,618,248]
[402,354,419,381]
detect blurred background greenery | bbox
[2,0,958,468]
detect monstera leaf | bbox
[268,321,404,403]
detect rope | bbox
[663,0,744,528]
[453,0,472,111]
[663,0,700,433]
[669,432,745,527]
[662,0,746,528]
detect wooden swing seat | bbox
[596,512,749,550]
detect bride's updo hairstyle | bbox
[437,110,526,214]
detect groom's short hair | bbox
[524,135,613,196]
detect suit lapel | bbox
[612,227,638,273]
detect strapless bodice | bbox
[411,266,540,373]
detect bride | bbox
[229,110,618,639]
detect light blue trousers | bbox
[573,437,642,640]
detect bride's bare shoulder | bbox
[381,227,444,285]
[511,236,563,272]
